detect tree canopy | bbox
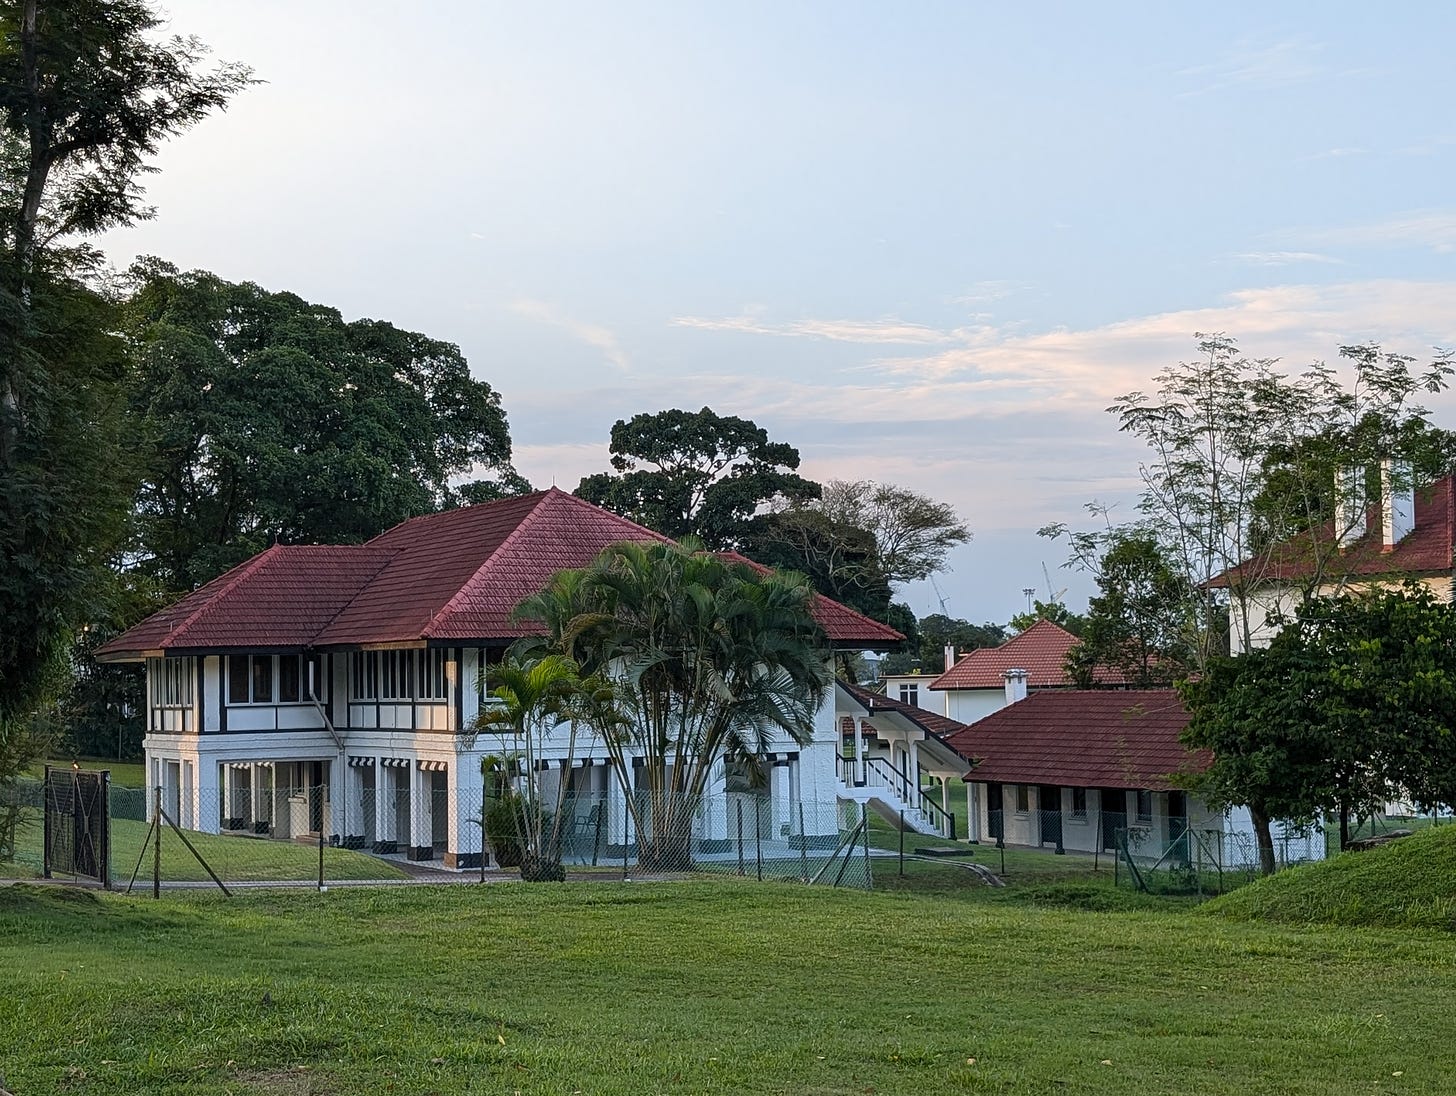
[879,614,1007,676]
[575,407,820,549]
[1182,585,1456,872]
[0,0,249,744]
[124,261,528,590]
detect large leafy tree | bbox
[1182,585,1456,873]
[124,262,529,589]
[518,540,832,872]
[576,407,820,549]
[0,0,249,758]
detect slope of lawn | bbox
[1205,824,1456,932]
[3,880,1454,1095]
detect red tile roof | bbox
[838,680,970,740]
[98,489,902,660]
[717,552,903,646]
[928,619,1123,690]
[942,689,1209,791]
[1207,475,1456,588]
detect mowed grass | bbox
[3,812,408,884]
[26,757,147,787]
[3,881,1454,1095]
[1208,824,1456,932]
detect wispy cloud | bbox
[1177,37,1327,96]
[670,314,960,345]
[508,299,630,370]
[1228,250,1343,267]
[1281,210,1456,253]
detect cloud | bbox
[1228,250,1343,266]
[1283,210,1456,253]
[508,298,630,370]
[670,313,960,345]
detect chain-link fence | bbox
[1,773,874,892]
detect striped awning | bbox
[418,760,448,772]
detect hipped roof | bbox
[929,619,1126,690]
[942,689,1209,791]
[1207,475,1456,589]
[98,488,903,661]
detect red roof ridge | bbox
[366,488,557,545]
[420,491,554,638]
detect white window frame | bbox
[150,657,195,709]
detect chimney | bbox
[1003,668,1028,706]
[943,645,957,673]
[1333,465,1366,549]
[1381,459,1415,550]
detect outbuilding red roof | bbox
[1207,475,1456,589]
[929,619,1123,690]
[942,689,1209,791]
[98,488,903,660]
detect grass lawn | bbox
[3,882,1453,1095]
[27,757,147,787]
[2,811,408,884]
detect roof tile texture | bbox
[942,689,1209,791]
[929,619,1120,690]
[99,489,902,657]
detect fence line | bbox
[1,775,872,892]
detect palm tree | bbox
[467,653,584,881]
[518,539,831,872]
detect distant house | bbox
[97,488,902,868]
[835,680,976,839]
[1209,469,1456,654]
[925,619,1123,724]
[941,689,1324,866]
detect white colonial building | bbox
[99,489,903,868]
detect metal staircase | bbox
[836,753,956,840]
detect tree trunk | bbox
[1249,804,1277,876]
[1339,799,1350,852]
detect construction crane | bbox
[1042,562,1067,606]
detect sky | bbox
[102,1,1456,626]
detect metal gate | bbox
[43,767,111,887]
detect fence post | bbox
[798,803,808,884]
[735,800,745,876]
[861,802,872,890]
[754,797,763,882]
[899,809,905,877]
[153,785,162,899]
[318,789,326,893]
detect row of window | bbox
[349,649,450,702]
[228,654,321,706]
[1008,786,1153,822]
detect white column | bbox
[703,758,729,844]
[908,740,921,806]
[409,763,433,859]
[249,764,267,834]
[857,719,869,785]
[770,759,792,838]
[194,759,220,834]
[340,759,364,846]
[966,781,980,843]
[447,756,484,869]
[607,761,635,851]
[375,761,396,851]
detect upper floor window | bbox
[350,649,450,702]
[228,653,319,705]
[897,682,919,708]
[150,658,195,708]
